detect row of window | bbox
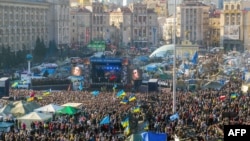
[0,35,47,43]
[224,4,241,10]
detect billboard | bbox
[131,69,142,81]
[71,66,82,76]
[224,25,240,40]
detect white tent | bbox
[18,112,52,129]
[61,103,82,108]
[34,104,63,113]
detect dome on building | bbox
[149,44,174,58]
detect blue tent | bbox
[141,132,167,141]
[145,63,159,72]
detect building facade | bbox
[70,7,91,48]
[177,0,210,46]
[220,0,250,52]
[109,7,132,47]
[91,2,109,41]
[0,0,49,52]
[46,0,71,49]
[129,3,158,48]
[208,10,220,48]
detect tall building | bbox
[220,0,250,51]
[0,0,71,52]
[109,7,132,47]
[91,2,109,40]
[0,0,49,52]
[168,0,183,16]
[129,3,158,48]
[46,0,71,49]
[70,7,91,48]
[177,0,210,45]
[142,0,168,17]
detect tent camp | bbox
[0,101,40,117]
[10,101,40,117]
[34,104,63,113]
[18,112,52,129]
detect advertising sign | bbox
[224,25,240,40]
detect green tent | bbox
[56,106,78,115]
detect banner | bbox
[224,25,240,40]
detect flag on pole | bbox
[43,89,51,96]
[128,94,136,102]
[100,116,110,125]
[121,117,129,128]
[170,113,179,121]
[192,51,198,64]
[91,90,100,96]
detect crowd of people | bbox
[0,71,249,141]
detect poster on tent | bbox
[70,76,84,91]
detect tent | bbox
[18,112,52,129]
[0,122,14,132]
[56,106,78,115]
[61,103,82,108]
[125,133,143,141]
[0,101,40,117]
[10,101,40,117]
[34,104,63,113]
[141,132,167,141]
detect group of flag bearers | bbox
[97,85,180,140]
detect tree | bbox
[47,40,58,58]
[33,37,47,62]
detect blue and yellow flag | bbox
[121,117,129,128]
[230,93,238,99]
[120,99,129,104]
[27,97,34,102]
[129,94,136,102]
[43,89,51,96]
[132,106,140,113]
[113,84,117,90]
[144,121,149,130]
[117,90,126,98]
[11,82,18,88]
[124,126,130,136]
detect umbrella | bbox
[56,106,78,115]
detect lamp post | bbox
[172,0,177,113]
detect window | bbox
[225,5,228,10]
[237,4,240,10]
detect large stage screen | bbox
[91,63,122,83]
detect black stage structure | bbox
[87,57,130,90]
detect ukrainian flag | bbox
[132,106,140,113]
[43,89,51,96]
[121,117,129,128]
[11,82,18,88]
[129,94,136,102]
[144,121,149,130]
[120,99,129,104]
[124,126,130,136]
[230,93,238,99]
[117,90,126,98]
[27,97,34,102]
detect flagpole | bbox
[172,0,177,113]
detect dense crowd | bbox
[0,72,249,141]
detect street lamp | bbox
[172,0,177,113]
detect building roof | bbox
[149,44,174,58]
